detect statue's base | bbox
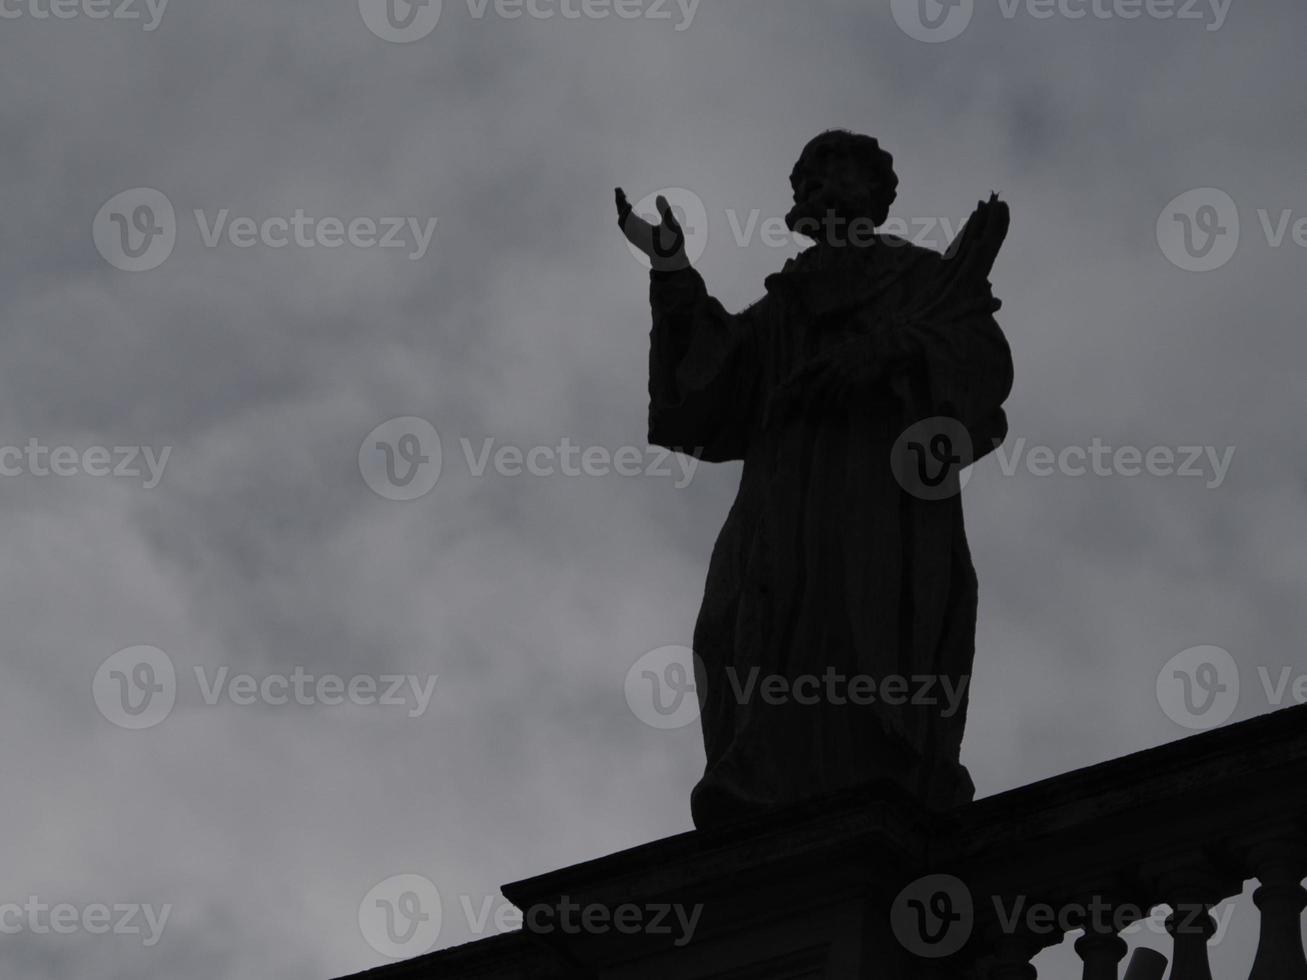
[342,779,946,979]
[335,703,1307,979]
[689,752,975,830]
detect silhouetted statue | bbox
[617,131,1013,829]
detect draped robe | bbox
[646,234,1013,829]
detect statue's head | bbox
[785,130,899,241]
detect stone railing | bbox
[929,699,1307,979]
[337,701,1307,979]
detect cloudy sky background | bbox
[1,0,1304,976]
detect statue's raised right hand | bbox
[615,188,691,273]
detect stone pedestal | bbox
[336,702,1307,980]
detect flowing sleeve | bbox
[647,267,762,463]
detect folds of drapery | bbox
[639,208,1014,826]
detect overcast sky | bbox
[1,0,1304,976]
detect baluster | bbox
[1164,901,1217,980]
[1145,863,1230,980]
[1121,948,1168,980]
[1075,929,1127,980]
[1246,839,1307,980]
